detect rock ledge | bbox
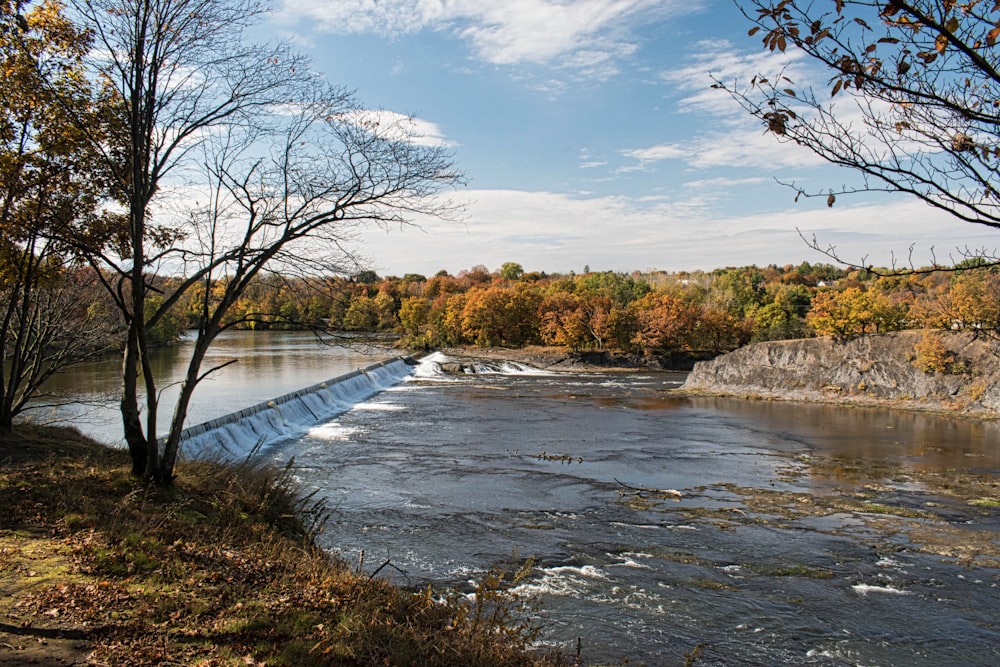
[681,330,1000,416]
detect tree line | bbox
[137,258,1000,357]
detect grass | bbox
[0,425,569,666]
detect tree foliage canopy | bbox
[0,0,113,428]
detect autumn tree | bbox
[688,306,752,352]
[343,295,380,332]
[460,284,541,347]
[538,291,588,349]
[806,285,908,337]
[631,293,699,354]
[0,0,113,428]
[924,267,1000,330]
[726,0,1000,261]
[398,295,430,342]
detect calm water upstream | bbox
[44,337,1000,665]
[34,331,399,444]
[37,330,397,446]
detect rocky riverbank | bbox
[681,330,1000,417]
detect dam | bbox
[174,357,415,460]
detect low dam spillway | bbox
[175,357,415,461]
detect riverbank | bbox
[441,331,1000,419]
[0,426,567,666]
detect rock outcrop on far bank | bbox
[682,330,1000,417]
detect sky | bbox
[264,0,1000,278]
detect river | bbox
[44,334,1000,666]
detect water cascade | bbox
[175,357,414,460]
[414,351,551,377]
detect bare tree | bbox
[60,0,310,479]
[63,0,461,483]
[154,95,461,483]
[720,0,1000,267]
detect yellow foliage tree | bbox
[806,287,907,338]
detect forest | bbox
[118,258,1000,359]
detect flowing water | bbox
[43,339,1000,665]
[264,352,1000,666]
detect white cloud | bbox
[357,188,999,276]
[277,0,695,77]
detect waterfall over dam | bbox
[175,357,415,461]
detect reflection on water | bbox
[697,397,1000,489]
[36,330,397,445]
[272,362,1000,666]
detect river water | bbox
[44,336,1000,665]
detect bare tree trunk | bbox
[159,330,213,484]
[121,326,147,476]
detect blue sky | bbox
[267,0,999,277]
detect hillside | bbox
[681,330,1000,417]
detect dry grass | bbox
[0,425,568,666]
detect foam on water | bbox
[516,564,610,597]
[176,357,413,460]
[851,583,912,596]
[610,552,655,569]
[307,423,363,441]
[353,402,405,411]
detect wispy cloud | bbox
[618,40,829,172]
[278,0,698,79]
[338,109,457,148]
[618,144,689,172]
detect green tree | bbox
[343,295,379,332]
[398,295,430,340]
[499,262,524,281]
[710,268,765,317]
[373,292,398,331]
[576,271,650,305]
